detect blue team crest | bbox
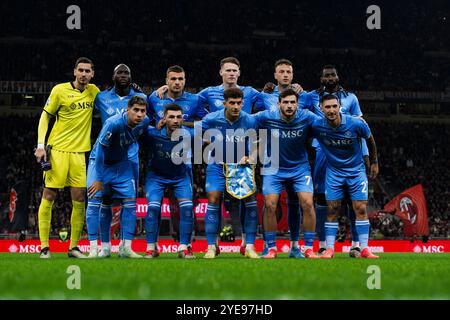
[158,111,164,119]
[106,106,115,115]
[345,131,352,137]
[214,100,223,107]
[224,164,256,199]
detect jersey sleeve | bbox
[197,88,210,112]
[43,86,61,115]
[254,92,266,112]
[301,92,314,111]
[146,92,157,119]
[193,94,209,119]
[98,120,116,148]
[356,118,371,140]
[350,94,363,117]
[361,139,369,156]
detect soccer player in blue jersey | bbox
[197,57,261,114]
[311,94,379,259]
[86,64,146,258]
[87,96,149,258]
[196,87,259,259]
[307,65,368,257]
[254,59,310,257]
[147,65,207,127]
[140,104,196,259]
[254,89,319,259]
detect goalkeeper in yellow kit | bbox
[34,57,100,258]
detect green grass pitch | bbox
[1,253,449,300]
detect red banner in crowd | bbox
[1,239,449,254]
[383,184,429,237]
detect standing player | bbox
[311,94,379,259]
[34,57,99,258]
[141,104,196,259]
[254,59,309,257]
[147,65,207,128]
[196,88,259,259]
[86,64,146,258]
[88,96,149,258]
[254,89,319,259]
[307,65,368,257]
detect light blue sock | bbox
[86,198,101,241]
[325,222,339,249]
[304,231,315,249]
[244,200,258,244]
[179,200,193,245]
[121,200,137,241]
[100,203,113,243]
[264,231,277,250]
[145,201,161,244]
[205,204,220,245]
[355,219,370,249]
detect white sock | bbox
[352,241,360,248]
[319,241,327,249]
[246,244,254,251]
[179,244,188,251]
[147,243,156,251]
[124,240,132,249]
[291,241,299,248]
[241,233,246,247]
[208,244,216,251]
[101,242,111,250]
[90,240,98,248]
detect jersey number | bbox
[361,181,368,193]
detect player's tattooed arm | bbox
[365,135,379,180]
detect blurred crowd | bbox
[1,1,450,91]
[0,115,448,239]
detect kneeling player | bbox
[88,96,149,258]
[141,104,196,259]
[311,94,379,259]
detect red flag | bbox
[383,184,429,237]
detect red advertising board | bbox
[1,239,449,254]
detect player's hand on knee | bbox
[290,83,304,94]
[156,85,168,99]
[88,181,103,199]
[34,147,47,163]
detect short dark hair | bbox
[320,94,339,104]
[278,88,298,102]
[164,103,183,115]
[220,57,240,68]
[223,87,243,101]
[75,57,94,69]
[166,65,185,75]
[275,59,293,69]
[127,96,147,108]
[322,64,337,74]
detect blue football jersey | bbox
[198,85,261,113]
[254,86,309,112]
[141,126,194,178]
[311,114,371,173]
[93,87,147,161]
[305,88,362,117]
[147,91,207,124]
[195,110,258,164]
[93,112,149,166]
[253,108,319,172]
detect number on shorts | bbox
[361,181,368,193]
[305,175,311,186]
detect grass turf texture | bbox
[0,253,449,300]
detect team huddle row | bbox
[34,56,379,260]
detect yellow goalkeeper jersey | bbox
[44,82,100,152]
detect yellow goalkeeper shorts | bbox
[43,149,87,188]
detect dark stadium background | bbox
[0,0,448,242]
